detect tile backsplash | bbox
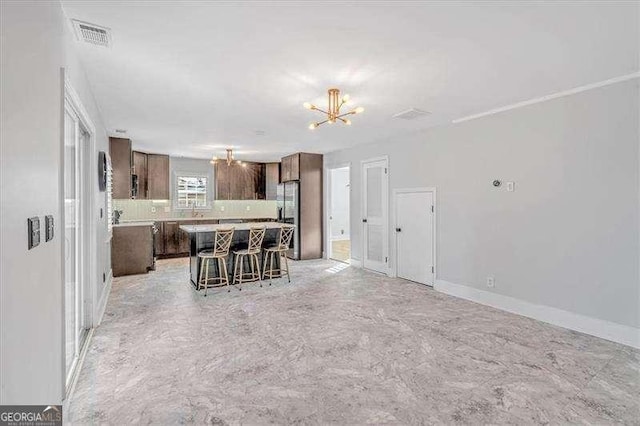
[113,199,278,222]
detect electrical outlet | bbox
[246,206,251,211]
[487,276,495,288]
[164,206,170,213]
[220,206,225,212]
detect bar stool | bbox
[197,228,234,296]
[232,226,266,290]
[262,225,294,285]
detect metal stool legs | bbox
[199,256,231,296]
[232,252,263,290]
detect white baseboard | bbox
[349,259,362,268]
[435,279,640,349]
[94,269,113,327]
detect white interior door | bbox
[362,158,388,273]
[395,190,434,286]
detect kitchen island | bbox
[180,222,294,287]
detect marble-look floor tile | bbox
[67,258,639,425]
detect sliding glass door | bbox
[63,103,89,390]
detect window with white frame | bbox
[176,175,208,208]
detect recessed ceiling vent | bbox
[392,108,430,120]
[72,20,111,47]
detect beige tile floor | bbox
[67,258,639,424]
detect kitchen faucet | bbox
[191,203,203,218]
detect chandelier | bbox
[210,148,245,167]
[304,88,364,129]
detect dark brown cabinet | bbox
[109,137,132,199]
[265,163,280,200]
[154,221,164,255]
[280,152,323,260]
[147,154,170,200]
[112,224,154,277]
[109,140,170,200]
[155,219,218,258]
[215,162,266,200]
[281,153,300,182]
[163,221,181,255]
[132,150,148,199]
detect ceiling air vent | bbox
[392,108,430,120]
[72,20,111,47]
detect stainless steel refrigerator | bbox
[277,181,299,259]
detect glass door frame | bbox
[62,77,97,398]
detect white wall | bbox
[62,3,112,329]
[325,79,639,330]
[330,167,350,239]
[1,0,109,404]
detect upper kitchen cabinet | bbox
[265,163,280,200]
[281,153,300,182]
[215,162,266,200]
[109,137,132,199]
[147,154,170,200]
[132,150,148,199]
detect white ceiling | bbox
[62,1,638,162]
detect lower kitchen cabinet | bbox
[112,224,155,277]
[163,221,181,255]
[154,221,165,255]
[155,219,219,258]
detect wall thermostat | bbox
[493,180,502,187]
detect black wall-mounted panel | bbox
[28,217,40,249]
[45,215,54,242]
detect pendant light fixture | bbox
[304,88,364,129]
[210,148,245,167]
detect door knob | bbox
[362,218,367,223]
[396,227,402,232]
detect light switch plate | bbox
[45,215,54,242]
[506,181,515,192]
[28,217,40,249]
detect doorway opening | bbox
[328,166,351,263]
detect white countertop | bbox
[121,217,276,223]
[180,222,294,233]
[113,221,155,228]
